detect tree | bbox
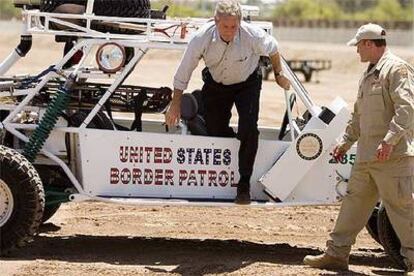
[335,0,376,13]
[271,0,413,22]
[151,0,205,17]
[352,0,412,21]
[0,1,19,19]
[272,0,343,20]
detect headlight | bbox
[96,43,126,73]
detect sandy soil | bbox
[2,203,401,276]
[1,20,413,275]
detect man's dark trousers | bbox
[201,68,262,181]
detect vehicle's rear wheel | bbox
[0,146,44,256]
[377,203,406,269]
[365,203,381,245]
[40,0,151,18]
[37,110,113,223]
[36,110,114,223]
[36,166,71,223]
[69,110,113,129]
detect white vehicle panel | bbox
[78,129,289,200]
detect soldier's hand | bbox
[376,141,394,162]
[165,100,181,129]
[332,145,347,162]
[276,75,290,90]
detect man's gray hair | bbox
[215,0,242,20]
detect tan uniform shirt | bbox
[340,50,414,162]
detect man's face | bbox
[215,15,240,43]
[356,39,372,62]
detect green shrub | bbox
[353,0,413,21]
[271,0,413,22]
[272,0,344,20]
[0,1,20,19]
[152,0,208,18]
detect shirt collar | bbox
[375,49,391,71]
[212,26,241,45]
[212,27,219,43]
[366,49,391,76]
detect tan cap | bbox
[347,23,386,46]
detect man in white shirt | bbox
[165,0,290,204]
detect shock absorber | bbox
[23,74,76,162]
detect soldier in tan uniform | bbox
[303,23,414,273]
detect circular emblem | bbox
[296,133,323,160]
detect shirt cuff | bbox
[383,131,400,146]
[269,48,279,56]
[173,78,188,91]
[338,137,354,152]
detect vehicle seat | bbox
[180,91,208,136]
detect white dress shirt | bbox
[173,20,278,90]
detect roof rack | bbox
[22,9,273,49]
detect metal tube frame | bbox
[0,9,325,204]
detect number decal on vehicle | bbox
[328,153,356,165]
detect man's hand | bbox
[276,75,290,90]
[165,89,183,129]
[376,141,394,162]
[332,145,347,162]
[165,100,181,129]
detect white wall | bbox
[274,27,414,47]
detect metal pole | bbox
[284,89,296,141]
[85,0,95,14]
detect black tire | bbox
[302,65,312,82]
[41,0,151,34]
[36,166,69,223]
[0,146,45,256]
[365,203,381,245]
[40,0,151,18]
[41,203,61,223]
[377,203,406,269]
[38,110,113,223]
[69,110,114,129]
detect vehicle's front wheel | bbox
[41,203,61,223]
[0,146,44,256]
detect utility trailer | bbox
[0,0,404,270]
[260,57,332,82]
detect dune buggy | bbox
[0,0,404,270]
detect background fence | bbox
[0,0,413,46]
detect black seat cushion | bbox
[180,91,208,135]
[180,93,198,121]
[187,115,208,136]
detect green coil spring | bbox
[23,86,71,163]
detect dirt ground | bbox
[1,20,413,275]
